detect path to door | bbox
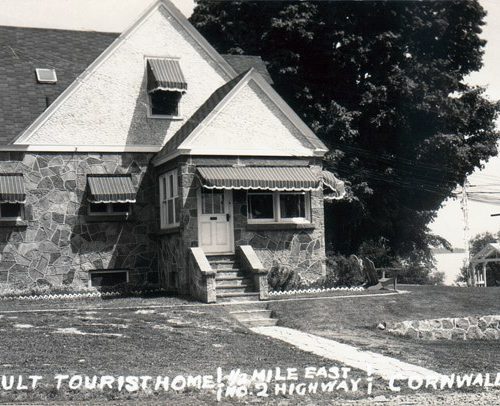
[251,326,443,381]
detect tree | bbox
[191,1,500,262]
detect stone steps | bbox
[217,292,261,303]
[228,305,279,327]
[208,255,260,302]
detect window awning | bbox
[147,58,187,93]
[87,175,136,203]
[322,170,346,201]
[0,174,25,203]
[197,166,320,191]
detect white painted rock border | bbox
[269,286,365,296]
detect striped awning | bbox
[0,174,25,203]
[322,170,346,200]
[197,166,320,191]
[87,175,136,203]
[147,58,187,93]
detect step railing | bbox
[237,245,269,300]
[188,247,216,303]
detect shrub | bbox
[325,253,365,287]
[267,263,300,291]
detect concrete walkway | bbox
[251,326,443,381]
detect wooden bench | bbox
[362,258,399,291]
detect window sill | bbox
[0,219,27,227]
[148,114,184,121]
[246,222,315,231]
[154,226,181,236]
[85,215,129,223]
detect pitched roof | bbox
[153,68,327,165]
[154,71,248,160]
[0,26,118,144]
[0,26,274,147]
[222,54,273,84]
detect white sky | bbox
[0,0,499,251]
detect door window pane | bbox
[248,194,274,219]
[201,189,213,214]
[280,193,305,218]
[212,190,224,214]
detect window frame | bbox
[0,203,24,221]
[159,169,180,229]
[148,90,184,119]
[88,202,131,217]
[247,191,311,224]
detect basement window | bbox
[35,68,57,84]
[0,203,23,220]
[89,270,129,288]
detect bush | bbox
[267,263,300,291]
[325,253,365,287]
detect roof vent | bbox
[35,68,57,84]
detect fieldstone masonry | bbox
[0,152,158,289]
[156,156,327,295]
[388,315,500,340]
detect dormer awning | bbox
[147,58,187,93]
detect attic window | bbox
[35,68,57,84]
[146,58,187,118]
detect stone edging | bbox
[269,286,365,296]
[388,315,500,340]
[0,288,167,301]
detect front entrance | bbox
[198,189,234,254]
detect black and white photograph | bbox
[0,0,499,404]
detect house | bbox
[0,0,344,302]
[469,242,500,287]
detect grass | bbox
[269,285,500,375]
[0,297,384,404]
[0,286,499,403]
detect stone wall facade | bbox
[156,156,327,294]
[0,152,158,289]
[388,315,500,340]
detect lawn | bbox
[0,286,499,404]
[269,285,500,374]
[0,297,383,404]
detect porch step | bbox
[216,285,255,293]
[217,292,260,302]
[216,277,253,287]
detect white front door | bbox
[198,189,233,254]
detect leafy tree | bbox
[191,1,500,261]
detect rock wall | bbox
[389,315,500,340]
[0,152,158,289]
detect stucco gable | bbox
[13,0,237,150]
[176,70,327,158]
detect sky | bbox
[0,0,499,251]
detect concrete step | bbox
[210,262,237,271]
[216,277,253,287]
[222,302,268,311]
[217,292,260,302]
[230,309,273,320]
[216,269,245,278]
[216,285,254,293]
[238,318,278,328]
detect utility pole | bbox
[461,179,472,285]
